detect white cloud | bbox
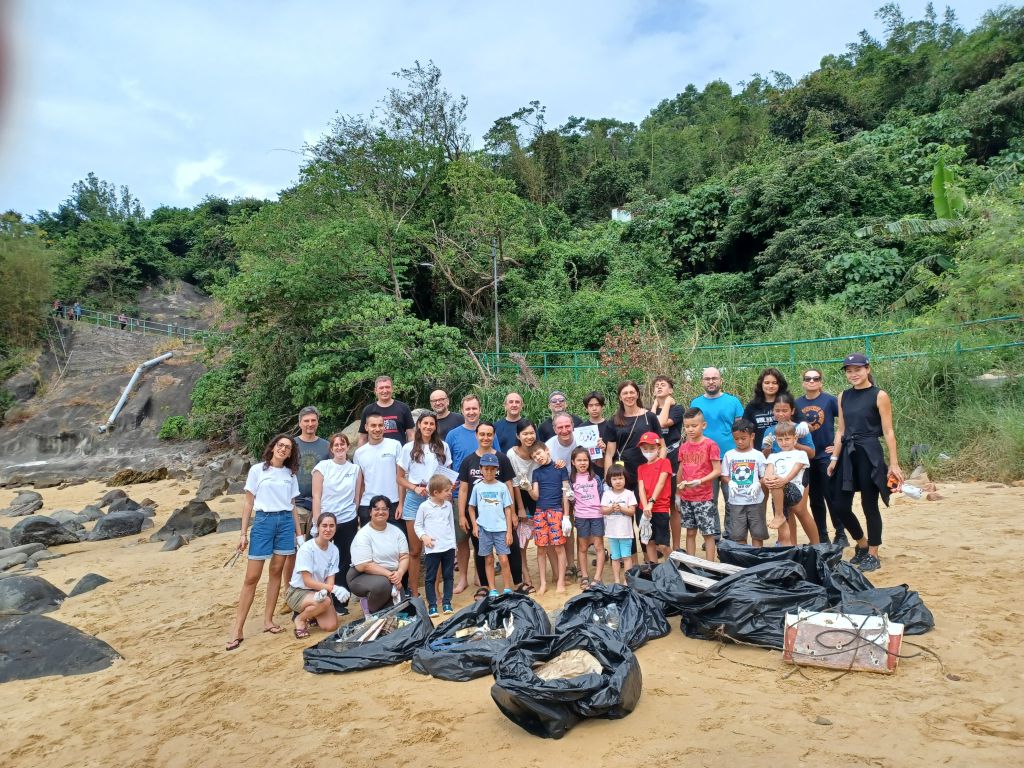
[173,151,278,202]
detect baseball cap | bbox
[479,453,500,467]
[548,390,568,403]
[841,353,869,369]
[638,431,661,445]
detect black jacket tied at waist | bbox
[838,434,891,507]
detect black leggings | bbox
[807,461,844,540]
[834,452,883,547]
[330,518,359,589]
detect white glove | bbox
[561,514,572,537]
[391,586,401,604]
[795,421,810,438]
[639,517,653,545]
[309,525,318,537]
[563,487,575,501]
[763,434,776,449]
[314,588,328,603]
[331,585,351,603]
[295,534,306,547]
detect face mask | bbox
[641,449,657,460]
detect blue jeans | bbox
[424,550,455,607]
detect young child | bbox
[675,408,722,562]
[529,443,569,594]
[601,464,637,585]
[414,475,456,616]
[763,395,820,545]
[636,431,673,564]
[721,418,768,547]
[764,422,814,545]
[468,454,515,596]
[570,447,605,588]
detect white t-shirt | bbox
[244,464,300,512]
[397,441,452,486]
[354,438,401,504]
[289,538,340,589]
[414,498,456,554]
[722,449,767,505]
[601,488,637,539]
[312,459,360,523]
[545,436,577,466]
[350,523,409,571]
[770,450,810,493]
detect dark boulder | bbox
[77,504,105,521]
[216,518,242,533]
[50,510,86,529]
[161,535,187,552]
[0,527,11,550]
[107,468,168,485]
[11,516,80,547]
[4,368,39,402]
[97,489,127,508]
[137,506,156,518]
[0,614,120,682]
[194,470,229,502]
[0,574,66,614]
[1,490,44,517]
[150,500,219,542]
[139,498,158,509]
[88,510,145,541]
[108,497,141,513]
[0,552,28,571]
[69,573,111,597]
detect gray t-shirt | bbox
[295,437,330,498]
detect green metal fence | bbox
[50,306,222,343]
[474,315,1024,380]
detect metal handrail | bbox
[47,305,222,343]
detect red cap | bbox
[638,431,661,445]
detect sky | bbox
[0,0,999,216]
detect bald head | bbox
[701,367,723,396]
[428,389,451,417]
[504,391,523,420]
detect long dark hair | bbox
[613,380,645,427]
[515,419,537,443]
[772,392,799,420]
[410,412,446,465]
[261,434,300,474]
[751,367,790,405]
[568,446,595,483]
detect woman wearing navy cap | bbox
[827,354,903,572]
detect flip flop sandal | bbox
[579,577,591,590]
[515,583,537,595]
[294,626,311,639]
[262,625,284,634]
[473,587,489,601]
[224,637,243,651]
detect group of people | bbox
[225,357,902,651]
[52,299,83,321]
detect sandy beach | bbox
[1,478,1021,767]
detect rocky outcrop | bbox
[0,491,44,517]
[107,467,168,485]
[98,489,127,508]
[150,500,218,542]
[0,574,66,614]
[88,510,146,541]
[69,572,111,597]
[108,496,141,512]
[10,516,80,547]
[0,614,120,682]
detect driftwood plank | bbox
[669,551,744,575]
[676,570,717,590]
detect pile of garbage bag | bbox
[554,583,669,649]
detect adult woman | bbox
[508,419,539,592]
[348,495,410,613]
[311,432,361,605]
[286,512,342,639]
[827,353,903,573]
[604,381,661,491]
[397,412,452,597]
[742,368,793,447]
[226,434,301,651]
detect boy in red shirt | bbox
[636,431,673,563]
[676,407,722,562]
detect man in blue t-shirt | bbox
[690,367,744,512]
[796,368,846,546]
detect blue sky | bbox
[0,1,997,216]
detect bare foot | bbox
[767,515,787,530]
[453,581,468,595]
[537,584,547,596]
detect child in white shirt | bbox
[415,475,457,616]
[764,422,811,545]
[600,465,638,585]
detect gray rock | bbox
[78,504,105,521]
[30,549,63,562]
[0,614,121,682]
[88,510,146,541]
[226,480,245,495]
[0,552,28,571]
[11,516,80,547]
[50,509,86,527]
[97,489,127,508]
[108,497,141,513]
[150,500,219,541]
[1,490,44,517]
[0,527,11,550]
[0,574,66,613]
[137,506,156,518]
[161,535,187,552]
[139,498,158,509]
[0,543,46,559]
[194,470,229,502]
[141,517,154,530]
[222,454,250,479]
[69,572,110,597]
[21,559,38,570]
[4,369,39,402]
[216,518,242,533]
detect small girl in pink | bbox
[570,447,606,587]
[600,464,637,585]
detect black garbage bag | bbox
[303,597,431,674]
[555,583,670,649]
[677,561,830,648]
[836,586,934,635]
[718,540,845,586]
[625,561,691,616]
[490,626,641,739]
[411,592,552,681]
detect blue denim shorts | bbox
[477,528,510,557]
[249,511,295,560]
[402,490,426,522]
[575,516,605,538]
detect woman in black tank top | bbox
[827,354,903,573]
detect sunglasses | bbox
[803,376,822,382]
[549,398,566,404]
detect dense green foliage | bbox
[6,6,1024,473]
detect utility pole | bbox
[492,237,500,356]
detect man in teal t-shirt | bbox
[690,367,743,511]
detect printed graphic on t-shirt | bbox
[475,489,505,517]
[730,460,758,494]
[572,478,599,506]
[377,413,403,436]
[802,404,825,432]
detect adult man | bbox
[444,394,486,593]
[429,389,464,439]
[690,367,744,510]
[493,391,526,453]
[353,414,402,527]
[536,390,584,443]
[653,375,685,549]
[456,420,523,593]
[544,413,578,466]
[358,375,415,446]
[797,368,846,546]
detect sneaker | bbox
[488,589,499,597]
[428,605,439,617]
[850,546,869,566]
[503,588,513,595]
[834,532,850,549]
[858,554,881,572]
[442,603,453,614]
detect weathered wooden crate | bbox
[783,610,904,674]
